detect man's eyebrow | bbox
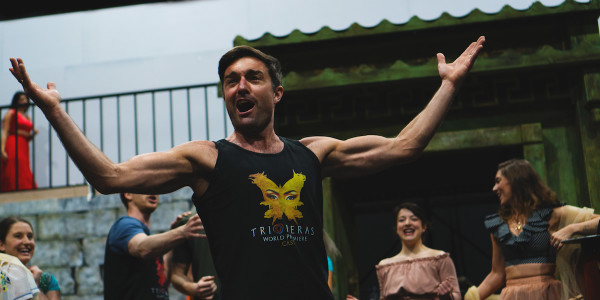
[245,69,264,76]
[223,71,239,79]
[224,69,263,79]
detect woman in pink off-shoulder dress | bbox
[348,202,461,300]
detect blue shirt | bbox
[107,216,149,254]
[104,216,169,300]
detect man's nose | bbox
[238,77,248,91]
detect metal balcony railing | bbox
[0,82,228,192]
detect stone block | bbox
[38,209,118,240]
[30,240,83,268]
[38,212,90,239]
[64,213,93,239]
[43,267,75,295]
[37,213,68,240]
[61,196,93,212]
[0,198,62,216]
[82,237,107,266]
[88,193,124,210]
[89,209,118,237]
[75,265,104,295]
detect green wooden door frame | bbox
[425,123,546,182]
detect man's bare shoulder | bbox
[170,140,218,168]
[173,140,217,151]
[300,136,341,161]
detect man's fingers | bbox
[188,214,201,223]
[477,36,486,46]
[468,36,485,59]
[9,57,33,88]
[18,59,29,83]
[455,36,485,66]
[437,53,446,65]
[9,58,23,81]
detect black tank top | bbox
[193,137,333,300]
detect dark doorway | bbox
[334,145,523,299]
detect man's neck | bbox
[226,130,283,154]
[128,209,151,228]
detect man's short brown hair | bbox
[218,45,282,91]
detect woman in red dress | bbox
[0,91,38,191]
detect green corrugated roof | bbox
[235,0,599,47]
[281,40,600,91]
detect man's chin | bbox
[235,121,270,137]
[143,207,158,214]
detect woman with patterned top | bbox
[0,216,61,300]
[348,202,461,300]
[466,159,600,300]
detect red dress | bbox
[1,109,37,191]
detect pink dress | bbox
[376,252,461,300]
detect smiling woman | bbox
[467,159,600,300]
[0,216,62,300]
[347,202,461,300]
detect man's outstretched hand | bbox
[437,36,485,87]
[10,57,61,112]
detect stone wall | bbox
[0,187,196,300]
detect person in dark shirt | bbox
[10,36,484,299]
[103,193,203,300]
[168,211,219,300]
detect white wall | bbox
[0,0,575,105]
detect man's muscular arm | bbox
[9,58,216,194]
[303,36,485,178]
[128,215,204,259]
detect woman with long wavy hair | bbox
[467,159,600,300]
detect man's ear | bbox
[273,86,283,104]
[124,193,133,202]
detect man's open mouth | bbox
[237,99,255,113]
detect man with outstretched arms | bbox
[10,36,484,300]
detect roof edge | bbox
[235,0,599,47]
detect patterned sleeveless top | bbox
[484,204,563,266]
